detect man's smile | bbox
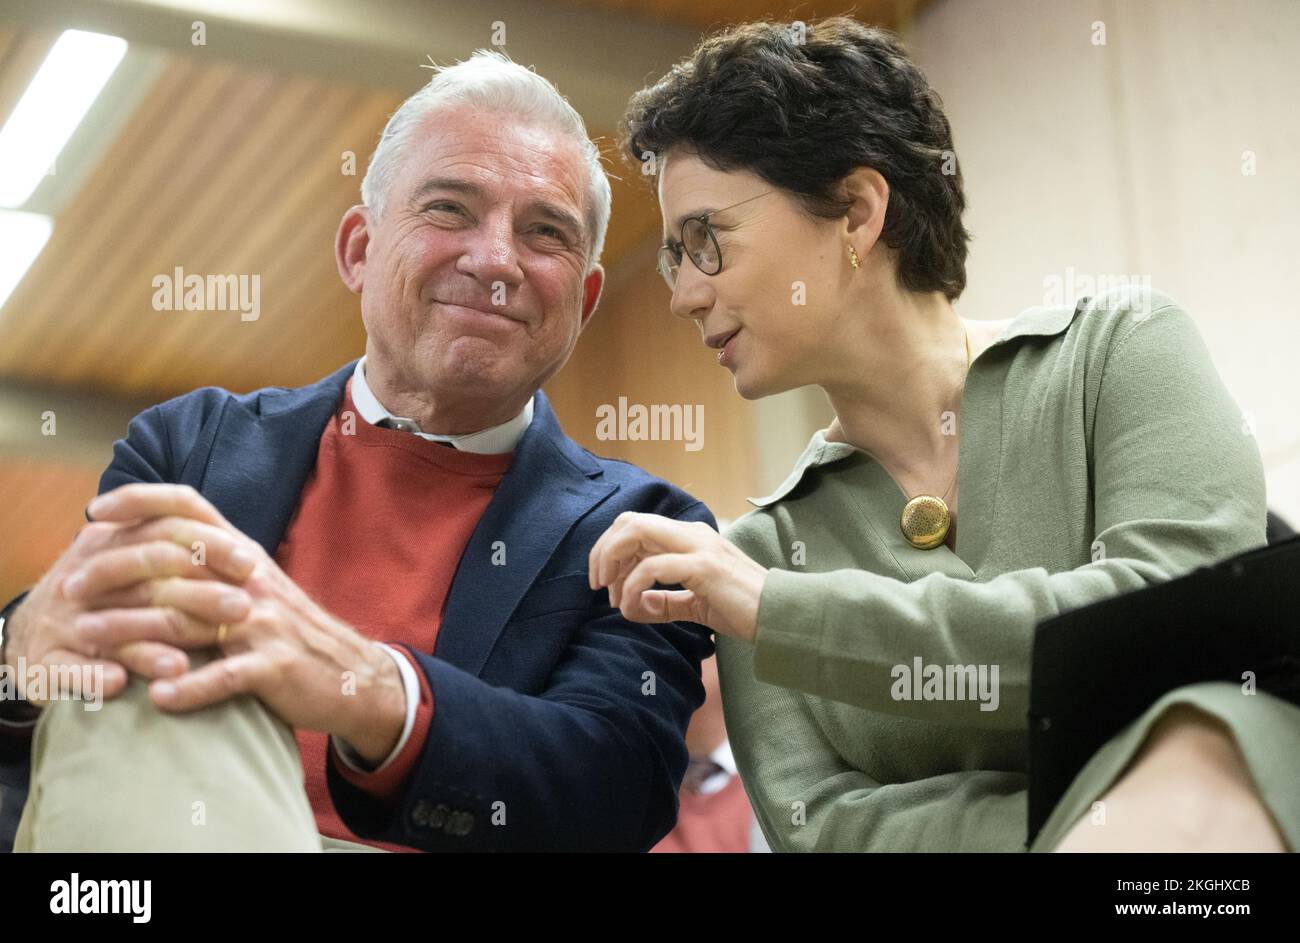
[433,299,526,329]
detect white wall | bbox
[906,0,1300,525]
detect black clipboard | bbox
[1026,533,1300,845]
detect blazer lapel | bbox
[198,367,615,679]
[435,391,617,676]
[197,359,355,556]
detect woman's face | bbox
[657,149,847,399]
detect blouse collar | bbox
[746,297,1090,508]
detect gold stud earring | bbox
[847,245,861,269]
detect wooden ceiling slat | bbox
[562,0,917,29]
[109,76,355,389]
[0,2,926,400]
[148,87,389,393]
[35,64,276,385]
[101,72,309,387]
[199,196,370,389]
[180,88,402,391]
[244,88,412,383]
[0,28,56,138]
[0,55,212,370]
[256,261,371,384]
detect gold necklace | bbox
[900,324,971,550]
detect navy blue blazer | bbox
[7,359,716,852]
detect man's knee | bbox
[19,651,320,851]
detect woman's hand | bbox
[588,512,769,642]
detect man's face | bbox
[342,105,603,423]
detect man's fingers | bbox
[29,649,128,703]
[75,604,230,651]
[150,650,267,712]
[69,521,127,559]
[111,641,190,680]
[62,541,207,600]
[106,516,257,584]
[87,483,230,530]
[61,540,254,602]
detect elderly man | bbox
[0,51,714,852]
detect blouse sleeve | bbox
[750,301,1267,731]
[717,524,1029,852]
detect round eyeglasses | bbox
[657,191,773,292]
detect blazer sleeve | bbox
[2,393,201,618]
[748,301,1267,730]
[1,392,216,730]
[97,405,171,493]
[325,499,718,852]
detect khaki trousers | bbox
[15,649,384,853]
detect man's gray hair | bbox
[361,49,612,270]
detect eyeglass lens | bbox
[659,219,721,289]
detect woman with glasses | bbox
[588,16,1300,852]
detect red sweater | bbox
[273,376,513,850]
[649,775,755,853]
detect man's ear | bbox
[841,166,890,250]
[335,205,372,294]
[579,264,605,329]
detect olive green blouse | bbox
[716,288,1291,852]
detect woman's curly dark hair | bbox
[621,16,971,301]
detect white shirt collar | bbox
[350,357,533,454]
[696,740,737,796]
[710,740,737,777]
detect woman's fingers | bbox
[608,552,645,609]
[636,588,701,625]
[618,552,698,622]
[590,513,711,590]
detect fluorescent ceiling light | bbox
[0,210,53,310]
[0,29,128,208]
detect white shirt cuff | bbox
[332,643,419,774]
